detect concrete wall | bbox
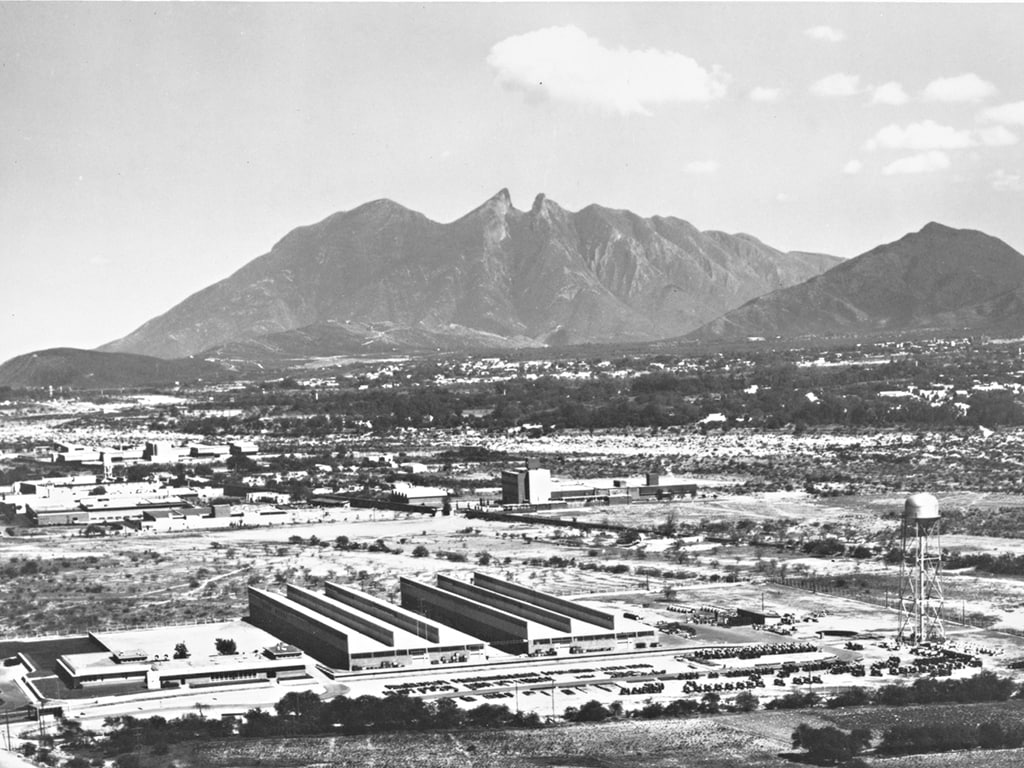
[400,578,529,655]
[473,573,615,629]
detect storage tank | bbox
[904,492,939,531]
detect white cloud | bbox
[843,159,864,175]
[923,73,997,103]
[980,100,1024,125]
[749,86,781,103]
[881,151,951,175]
[866,120,974,151]
[871,81,909,106]
[487,25,728,116]
[866,120,1017,153]
[810,73,862,97]
[991,169,1024,192]
[978,125,1019,147]
[776,192,795,203]
[805,25,845,43]
[684,160,719,174]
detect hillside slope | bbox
[691,223,1024,340]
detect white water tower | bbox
[897,492,945,644]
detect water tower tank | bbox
[904,492,939,530]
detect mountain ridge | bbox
[98,190,840,359]
[689,222,1024,340]
[0,348,225,389]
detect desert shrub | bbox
[826,686,871,708]
[792,723,870,765]
[566,700,612,722]
[766,690,820,710]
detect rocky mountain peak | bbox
[97,191,841,358]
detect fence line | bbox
[765,576,1004,633]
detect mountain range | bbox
[99,189,840,360]
[4,191,1024,389]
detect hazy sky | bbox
[4,3,1024,363]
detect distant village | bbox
[0,436,700,535]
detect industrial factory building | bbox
[501,461,696,506]
[247,582,487,671]
[53,621,310,692]
[248,575,657,669]
[400,573,657,656]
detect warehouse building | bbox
[54,622,310,691]
[399,573,657,656]
[247,583,487,671]
[501,462,696,506]
[27,495,190,526]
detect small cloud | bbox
[684,160,719,174]
[487,25,729,116]
[89,256,111,266]
[881,151,951,175]
[980,100,1024,126]
[811,73,862,97]
[776,192,795,203]
[843,159,863,175]
[805,25,845,43]
[991,169,1024,192]
[978,126,1018,147]
[871,82,909,106]
[922,73,997,103]
[749,86,782,103]
[866,120,974,151]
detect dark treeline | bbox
[879,719,1024,755]
[96,691,540,757]
[871,670,1017,706]
[945,551,1024,575]
[940,506,1024,540]
[779,671,1017,713]
[58,673,1023,767]
[794,719,1024,764]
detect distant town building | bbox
[501,461,695,507]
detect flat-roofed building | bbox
[390,482,448,508]
[500,464,552,505]
[189,444,232,459]
[247,584,487,671]
[400,573,658,656]
[56,623,309,691]
[28,494,190,526]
